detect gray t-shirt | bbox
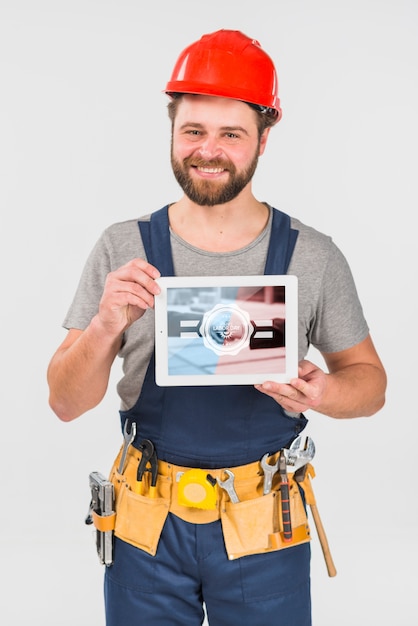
[64,205,369,410]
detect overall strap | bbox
[139,205,299,276]
[264,208,298,275]
[138,206,174,276]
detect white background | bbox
[1,0,417,624]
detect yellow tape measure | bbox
[177,469,217,510]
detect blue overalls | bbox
[104,206,312,625]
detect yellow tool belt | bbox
[105,443,313,560]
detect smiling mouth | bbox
[195,166,225,174]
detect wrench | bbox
[117,420,137,474]
[260,453,280,495]
[286,435,315,471]
[217,469,240,503]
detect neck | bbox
[168,193,269,253]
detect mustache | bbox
[184,155,233,170]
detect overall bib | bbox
[104,206,312,626]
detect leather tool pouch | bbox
[220,473,311,560]
[108,445,312,561]
[108,445,171,556]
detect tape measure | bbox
[177,469,217,510]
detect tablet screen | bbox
[154,275,298,386]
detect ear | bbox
[258,128,271,156]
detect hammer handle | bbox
[279,450,292,541]
[280,479,293,541]
[309,503,337,577]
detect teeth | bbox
[197,167,224,173]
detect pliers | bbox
[135,439,158,497]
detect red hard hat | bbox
[165,29,282,121]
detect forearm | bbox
[313,363,387,419]
[47,316,122,422]
[255,336,387,418]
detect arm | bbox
[47,258,161,422]
[255,334,387,419]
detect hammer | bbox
[295,464,337,577]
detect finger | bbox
[106,265,161,303]
[290,377,310,396]
[129,258,161,278]
[112,267,161,297]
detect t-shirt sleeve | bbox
[308,242,369,353]
[63,231,112,330]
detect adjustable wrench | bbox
[286,435,315,472]
[117,420,137,474]
[217,469,239,503]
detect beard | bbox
[171,148,259,207]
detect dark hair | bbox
[167,94,278,137]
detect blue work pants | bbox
[104,513,311,625]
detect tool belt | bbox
[99,443,314,561]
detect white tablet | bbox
[154,275,298,386]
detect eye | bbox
[223,132,242,142]
[182,129,204,141]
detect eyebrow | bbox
[178,122,249,136]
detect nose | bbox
[196,136,222,160]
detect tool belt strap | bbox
[109,445,307,526]
[157,456,266,482]
[92,510,116,532]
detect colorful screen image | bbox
[154,276,298,386]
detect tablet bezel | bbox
[154,275,298,386]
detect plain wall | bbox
[1,0,417,624]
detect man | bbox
[47,30,386,625]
